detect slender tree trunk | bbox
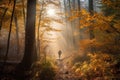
[21,0,37,70]
[68,0,74,48]
[88,0,95,39]
[2,0,16,69]
[88,0,95,53]
[77,0,81,30]
[77,0,81,11]
[63,0,70,50]
[0,9,7,30]
[77,0,84,40]
[37,1,44,60]
[0,0,12,30]
[72,0,76,43]
[21,0,26,26]
[14,15,20,54]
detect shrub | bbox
[39,61,56,80]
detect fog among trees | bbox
[0,0,120,80]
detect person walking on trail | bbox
[58,50,62,59]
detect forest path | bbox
[55,58,81,80]
[55,68,81,80]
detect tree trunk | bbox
[77,0,80,11]
[21,0,26,27]
[68,0,75,48]
[63,0,70,50]
[14,15,20,54]
[21,0,37,70]
[0,0,11,30]
[88,0,95,39]
[37,1,44,60]
[88,0,95,53]
[2,0,16,70]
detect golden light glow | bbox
[47,8,55,16]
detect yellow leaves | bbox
[82,62,88,69]
[75,68,81,73]
[81,9,90,16]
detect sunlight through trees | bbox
[0,0,120,80]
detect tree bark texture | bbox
[21,0,36,69]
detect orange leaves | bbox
[102,0,120,10]
[72,52,119,79]
[79,11,91,28]
[80,39,96,47]
[92,13,114,31]
[79,39,96,53]
[102,0,113,6]
[80,11,114,31]
[68,8,118,33]
[114,20,120,31]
